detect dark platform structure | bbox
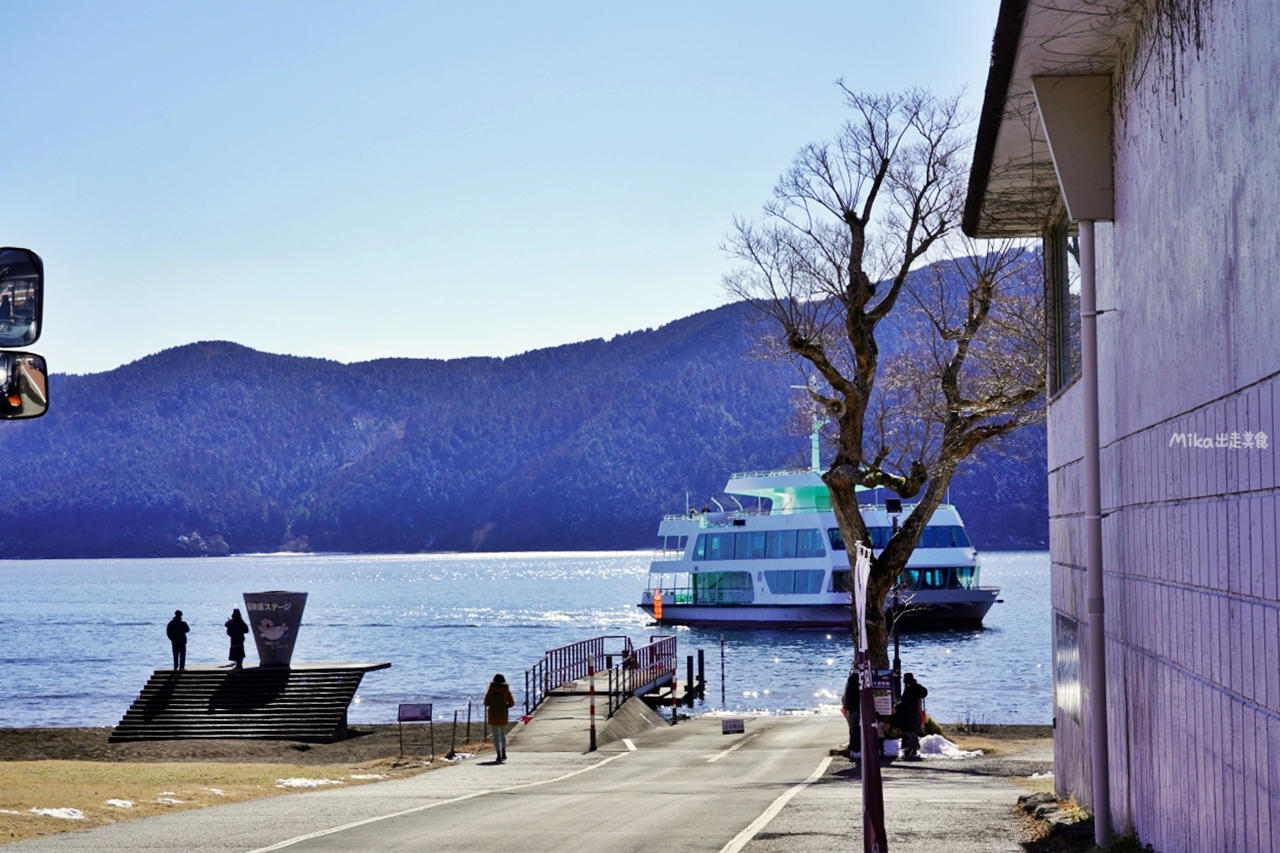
[109,662,390,743]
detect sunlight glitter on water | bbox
[0,550,1051,727]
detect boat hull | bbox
[639,588,998,629]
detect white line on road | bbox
[707,732,760,763]
[244,752,631,853]
[623,738,637,751]
[717,756,832,853]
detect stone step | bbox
[109,663,389,743]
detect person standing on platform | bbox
[225,608,249,670]
[166,610,189,670]
[484,673,515,763]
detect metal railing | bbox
[605,635,677,717]
[524,635,634,716]
[523,635,677,719]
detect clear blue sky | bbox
[2,1,1001,375]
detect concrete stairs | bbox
[109,662,390,743]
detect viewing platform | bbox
[109,662,390,744]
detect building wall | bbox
[1048,1,1280,851]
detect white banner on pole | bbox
[853,542,872,652]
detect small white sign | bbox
[721,718,745,735]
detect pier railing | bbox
[606,635,676,716]
[522,635,677,718]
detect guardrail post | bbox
[697,649,705,701]
[686,655,694,708]
[588,660,597,752]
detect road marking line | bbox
[717,755,832,853]
[707,732,760,763]
[244,752,631,852]
[623,738,637,751]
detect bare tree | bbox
[724,85,1045,663]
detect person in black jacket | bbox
[166,610,189,670]
[225,609,249,670]
[893,672,928,759]
[840,664,862,760]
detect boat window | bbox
[796,528,826,558]
[693,571,754,604]
[765,529,797,559]
[912,567,959,589]
[955,565,977,589]
[831,570,853,593]
[919,526,972,548]
[828,528,845,551]
[694,530,828,561]
[898,569,920,588]
[763,570,825,595]
[657,535,690,553]
[869,527,892,549]
[707,532,735,560]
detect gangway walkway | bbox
[522,635,677,719]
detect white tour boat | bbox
[639,453,999,629]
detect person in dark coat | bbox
[483,673,515,763]
[225,609,249,670]
[841,663,862,759]
[166,610,189,670]
[893,672,928,759]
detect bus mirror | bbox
[0,247,44,348]
[0,352,48,419]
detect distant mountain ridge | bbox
[0,302,1047,558]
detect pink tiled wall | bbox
[1047,3,1280,850]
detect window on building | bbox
[1046,213,1082,392]
[1054,613,1082,723]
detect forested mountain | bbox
[0,302,1047,558]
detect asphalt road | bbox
[10,717,847,853]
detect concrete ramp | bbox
[598,697,666,746]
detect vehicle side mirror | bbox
[0,352,48,419]
[0,247,43,348]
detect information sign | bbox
[721,718,745,735]
[398,703,433,722]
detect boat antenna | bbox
[790,379,830,473]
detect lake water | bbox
[0,551,1052,728]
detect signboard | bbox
[721,718,745,735]
[243,591,308,666]
[873,670,893,716]
[398,703,433,722]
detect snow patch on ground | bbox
[275,778,343,788]
[1030,771,1054,779]
[443,753,474,763]
[203,788,226,796]
[29,808,85,820]
[105,800,134,809]
[347,774,386,780]
[156,798,184,805]
[919,735,983,759]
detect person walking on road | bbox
[225,608,249,670]
[166,610,189,671]
[893,672,929,760]
[484,673,515,763]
